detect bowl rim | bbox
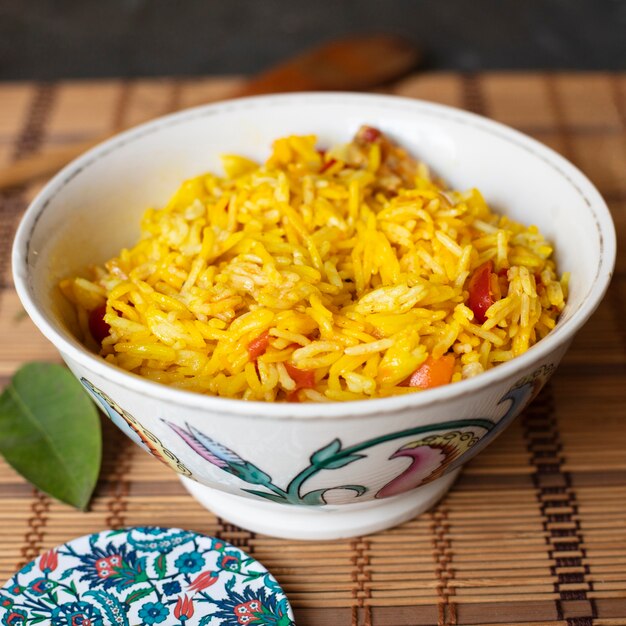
[12,91,617,420]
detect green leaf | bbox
[300,488,328,505]
[123,586,153,604]
[0,363,101,510]
[225,576,237,593]
[310,438,342,465]
[242,572,264,583]
[241,488,288,504]
[310,440,364,470]
[59,568,74,580]
[230,461,273,486]
[264,573,282,593]
[154,553,167,579]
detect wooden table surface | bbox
[0,72,625,625]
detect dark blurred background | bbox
[1,0,625,80]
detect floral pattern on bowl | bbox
[80,365,553,507]
[0,527,294,626]
[82,379,193,477]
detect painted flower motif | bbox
[166,418,493,506]
[173,595,194,621]
[81,379,192,477]
[72,543,143,591]
[445,379,537,475]
[1,609,26,626]
[110,557,148,590]
[0,528,293,626]
[162,581,181,596]
[51,601,103,626]
[219,552,241,573]
[166,422,243,470]
[234,599,262,624]
[210,587,294,626]
[82,589,126,626]
[174,551,204,574]
[28,577,57,596]
[165,422,273,488]
[39,549,58,573]
[188,571,219,592]
[128,530,196,553]
[376,431,479,499]
[210,539,226,553]
[95,555,122,579]
[137,601,168,625]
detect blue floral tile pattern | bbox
[0,527,294,625]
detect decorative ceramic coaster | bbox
[0,526,294,625]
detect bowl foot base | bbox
[179,470,460,540]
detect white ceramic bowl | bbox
[13,93,615,540]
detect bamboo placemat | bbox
[0,72,625,626]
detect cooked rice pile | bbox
[61,127,568,402]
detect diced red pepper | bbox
[467,260,497,324]
[319,158,337,173]
[286,389,302,402]
[403,355,455,389]
[361,126,382,142]
[284,362,315,389]
[247,331,270,360]
[88,304,110,344]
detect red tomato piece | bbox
[467,260,496,324]
[247,331,270,360]
[286,389,302,402]
[404,355,455,389]
[89,304,110,344]
[284,363,315,389]
[319,158,337,173]
[361,126,382,142]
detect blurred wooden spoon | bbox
[0,34,420,190]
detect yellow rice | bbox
[61,130,567,402]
